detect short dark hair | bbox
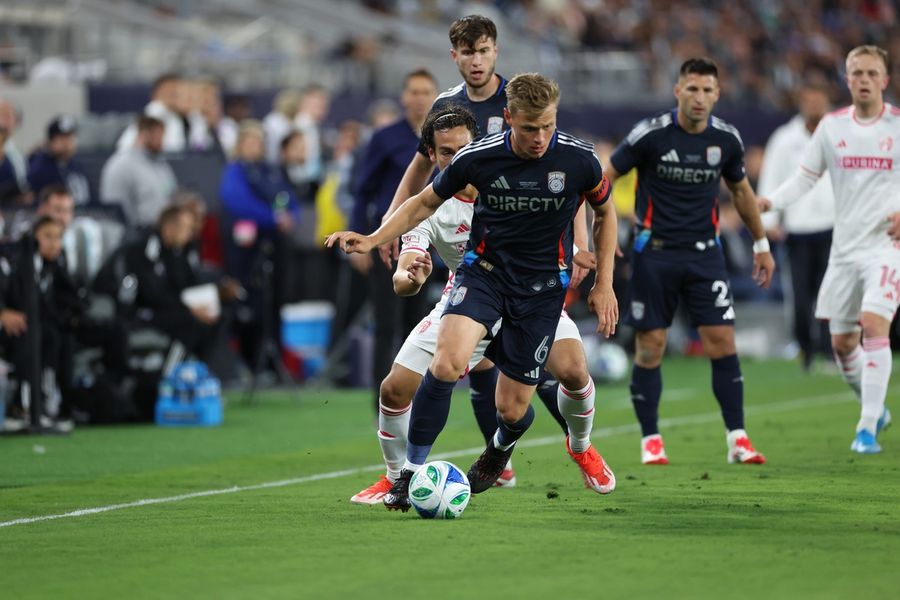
[680,58,719,79]
[280,129,304,151]
[421,104,477,152]
[38,183,72,206]
[403,68,438,89]
[32,214,62,236]
[449,15,497,49]
[157,204,187,229]
[152,73,181,95]
[137,115,164,131]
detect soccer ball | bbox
[584,339,629,382]
[408,461,471,519]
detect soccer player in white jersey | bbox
[350,104,609,505]
[761,45,900,453]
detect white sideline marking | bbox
[0,392,851,529]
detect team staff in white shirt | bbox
[758,81,835,371]
[761,45,900,453]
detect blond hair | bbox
[846,45,889,72]
[505,73,560,116]
[273,89,302,119]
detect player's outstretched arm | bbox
[726,177,776,289]
[587,199,619,338]
[378,152,437,267]
[392,251,433,296]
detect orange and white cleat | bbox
[641,434,670,465]
[350,475,394,505]
[726,429,766,464]
[566,437,616,494]
[493,460,517,488]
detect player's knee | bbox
[379,375,412,409]
[496,399,528,423]
[553,359,589,389]
[860,312,891,339]
[831,333,859,357]
[429,354,466,382]
[634,333,665,367]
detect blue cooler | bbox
[281,302,335,378]
[155,362,223,426]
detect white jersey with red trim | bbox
[400,194,475,299]
[799,103,900,262]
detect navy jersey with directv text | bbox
[432,129,610,294]
[416,76,509,157]
[610,110,746,247]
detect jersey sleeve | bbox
[431,153,470,200]
[399,221,433,257]
[798,119,828,176]
[721,135,747,183]
[582,152,611,208]
[609,119,650,174]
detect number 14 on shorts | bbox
[880,265,900,301]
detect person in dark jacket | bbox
[27,115,91,206]
[0,216,82,430]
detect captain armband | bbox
[583,175,611,207]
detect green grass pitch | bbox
[2,357,899,599]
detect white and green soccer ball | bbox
[408,461,471,519]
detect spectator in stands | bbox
[119,204,219,362]
[263,90,302,164]
[100,115,177,227]
[349,68,437,403]
[27,114,91,206]
[117,73,188,153]
[0,98,30,206]
[220,94,253,157]
[219,121,299,367]
[280,130,327,302]
[294,84,331,181]
[193,78,227,159]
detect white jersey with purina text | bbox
[793,103,900,263]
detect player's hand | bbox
[190,306,218,325]
[587,284,618,339]
[572,248,596,271]
[0,308,27,337]
[752,251,775,289]
[378,238,399,268]
[406,253,433,286]
[325,231,375,255]
[570,264,589,288]
[757,197,773,213]
[887,212,900,240]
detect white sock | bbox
[378,401,410,481]
[834,346,863,401]
[558,379,595,453]
[859,337,891,433]
[492,430,515,451]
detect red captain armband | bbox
[583,175,611,207]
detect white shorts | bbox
[816,246,900,334]
[393,303,582,376]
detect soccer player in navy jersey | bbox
[605,58,776,466]
[327,73,619,509]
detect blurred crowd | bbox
[363,0,900,109]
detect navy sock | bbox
[536,377,569,435]
[407,369,457,465]
[711,354,744,431]
[468,367,499,443]
[495,404,536,448]
[630,364,662,437]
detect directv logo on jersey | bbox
[655,164,719,183]
[485,194,566,212]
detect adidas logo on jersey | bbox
[660,149,680,162]
[490,175,512,189]
[836,139,847,149]
[455,223,470,234]
[524,367,541,379]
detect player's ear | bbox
[503,106,511,124]
[450,47,458,61]
[427,147,436,163]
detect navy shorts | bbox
[623,248,736,330]
[443,264,565,385]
